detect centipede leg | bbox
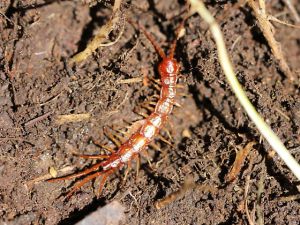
[161,127,173,141]
[65,171,102,199]
[176,83,185,89]
[97,170,114,197]
[104,127,122,147]
[75,154,110,160]
[177,92,190,98]
[91,138,116,153]
[149,94,160,100]
[99,144,116,154]
[111,120,145,140]
[173,102,182,108]
[135,111,149,119]
[125,155,140,181]
[149,77,161,85]
[157,134,173,146]
[142,105,155,112]
[140,150,153,169]
[135,155,140,179]
[123,160,132,182]
[152,83,161,91]
[149,142,162,152]
[117,128,133,139]
[109,129,127,143]
[47,161,104,182]
[142,101,157,106]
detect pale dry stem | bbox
[55,113,91,125]
[70,0,123,63]
[283,0,300,22]
[25,166,75,189]
[247,0,295,82]
[256,166,265,225]
[188,0,300,180]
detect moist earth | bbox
[0,1,299,224]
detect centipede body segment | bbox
[48,17,186,198]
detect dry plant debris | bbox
[283,0,300,23]
[0,0,299,224]
[188,0,300,181]
[55,113,91,125]
[247,0,295,82]
[25,166,75,189]
[155,176,194,209]
[70,0,124,63]
[24,111,52,127]
[225,142,255,182]
[154,175,217,209]
[242,152,256,225]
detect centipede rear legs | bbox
[48,13,187,198]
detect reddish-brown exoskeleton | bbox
[48,17,186,198]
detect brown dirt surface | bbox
[0,0,300,224]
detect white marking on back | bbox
[103,158,121,170]
[166,63,174,73]
[157,98,173,114]
[162,76,176,86]
[150,115,162,128]
[132,137,146,153]
[163,78,170,85]
[121,150,133,163]
[143,124,156,139]
[169,76,177,84]
[168,87,176,98]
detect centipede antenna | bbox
[169,16,188,59]
[128,19,166,59]
[50,13,185,199]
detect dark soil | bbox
[0,0,299,224]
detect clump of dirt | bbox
[0,1,299,225]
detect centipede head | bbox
[158,58,180,76]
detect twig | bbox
[154,175,217,209]
[188,0,300,180]
[256,166,265,225]
[70,0,124,63]
[247,0,295,82]
[155,176,194,209]
[283,0,300,23]
[225,142,255,182]
[274,107,290,121]
[0,11,14,25]
[25,166,75,189]
[244,153,255,225]
[245,196,255,225]
[267,15,300,29]
[273,194,300,202]
[24,111,52,127]
[117,77,143,84]
[55,113,91,125]
[0,137,35,146]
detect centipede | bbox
[48,17,187,198]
